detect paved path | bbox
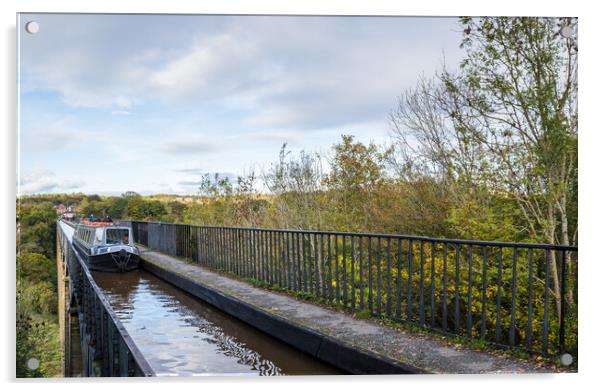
[139,246,558,374]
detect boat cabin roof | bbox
[75,223,133,247]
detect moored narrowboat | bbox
[73,221,140,272]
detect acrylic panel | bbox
[16,13,578,377]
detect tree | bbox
[17,252,55,286]
[77,197,100,217]
[126,198,167,221]
[106,197,128,219]
[190,173,235,225]
[122,191,141,199]
[263,144,325,230]
[168,201,186,222]
[18,202,57,259]
[16,200,61,377]
[323,135,388,231]
[390,17,578,317]
[232,171,270,227]
[445,17,577,244]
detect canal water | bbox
[92,269,342,376]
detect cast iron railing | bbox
[57,222,155,377]
[126,220,577,359]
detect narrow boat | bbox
[72,220,140,272]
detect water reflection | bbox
[92,270,342,376]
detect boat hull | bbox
[74,243,140,272]
[87,252,140,272]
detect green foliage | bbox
[17,252,56,286]
[445,17,578,244]
[323,135,388,232]
[19,202,56,227]
[355,309,372,320]
[106,197,128,219]
[127,197,168,221]
[324,135,385,192]
[16,200,61,377]
[446,195,523,242]
[16,305,61,377]
[19,222,55,258]
[263,144,325,229]
[168,201,186,222]
[122,191,141,198]
[20,281,58,316]
[18,202,57,258]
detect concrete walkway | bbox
[138,245,559,374]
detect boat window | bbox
[106,228,130,245]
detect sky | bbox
[17,13,463,195]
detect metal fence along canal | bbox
[58,222,155,376]
[127,221,578,358]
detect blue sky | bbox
[17,14,463,195]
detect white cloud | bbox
[18,168,85,195]
[19,15,465,195]
[21,15,462,131]
[21,124,101,152]
[149,34,241,95]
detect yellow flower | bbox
[332,280,337,288]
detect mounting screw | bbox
[560,25,573,39]
[25,21,39,34]
[26,357,40,370]
[560,353,573,366]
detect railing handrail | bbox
[124,220,578,252]
[57,222,156,376]
[60,219,76,228]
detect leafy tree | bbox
[442,17,578,246]
[77,197,99,217]
[106,197,128,219]
[18,202,57,258]
[446,17,578,317]
[19,202,56,229]
[16,201,61,377]
[263,144,325,229]
[323,135,388,231]
[127,198,168,221]
[17,252,56,286]
[86,194,101,202]
[16,295,60,377]
[167,201,186,222]
[233,171,268,227]
[122,191,141,198]
[390,17,578,317]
